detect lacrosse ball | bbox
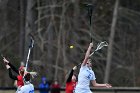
[70,45,74,49]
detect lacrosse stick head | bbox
[29,71,37,78]
[87,4,93,17]
[89,41,108,57]
[29,36,34,48]
[95,41,108,51]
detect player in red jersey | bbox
[65,66,77,93]
[17,73,34,93]
[3,57,25,87]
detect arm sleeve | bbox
[8,63,19,74]
[66,69,74,83]
[8,68,18,80]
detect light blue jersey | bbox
[17,82,34,93]
[75,65,96,93]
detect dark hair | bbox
[73,73,77,77]
[73,73,78,81]
[20,71,24,76]
[19,66,25,76]
[24,73,31,81]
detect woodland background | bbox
[0,0,140,88]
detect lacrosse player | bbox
[65,66,77,93]
[3,57,37,87]
[3,57,25,87]
[17,73,34,93]
[75,43,112,93]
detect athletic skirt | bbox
[74,88,92,93]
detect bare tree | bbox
[19,0,25,60]
[104,0,119,83]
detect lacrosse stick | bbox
[86,4,94,42]
[89,41,108,57]
[76,63,81,68]
[29,71,37,78]
[25,35,34,71]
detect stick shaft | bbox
[89,51,95,57]
[87,4,93,42]
[76,63,81,67]
[25,48,31,71]
[25,36,34,71]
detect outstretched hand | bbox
[6,65,10,69]
[89,42,93,47]
[105,83,112,88]
[3,57,9,64]
[73,66,77,70]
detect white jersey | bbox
[17,82,34,93]
[75,65,96,93]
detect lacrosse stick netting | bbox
[89,41,108,57]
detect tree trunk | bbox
[19,0,25,61]
[104,0,119,83]
[0,0,10,86]
[54,1,65,80]
[24,0,36,67]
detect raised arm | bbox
[66,66,77,83]
[3,57,19,74]
[8,68,18,80]
[5,64,18,80]
[82,43,93,66]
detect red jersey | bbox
[51,84,60,89]
[51,83,60,93]
[17,75,24,87]
[65,81,76,93]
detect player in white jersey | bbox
[75,43,112,93]
[17,73,34,93]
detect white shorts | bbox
[74,88,92,93]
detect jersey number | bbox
[87,73,92,79]
[29,90,34,93]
